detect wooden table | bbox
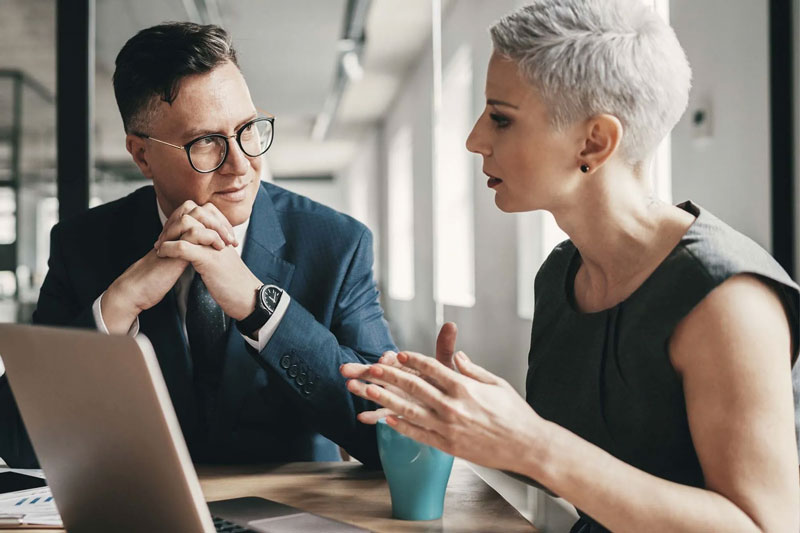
[4,459,536,532]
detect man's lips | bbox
[215,182,251,201]
[217,183,249,194]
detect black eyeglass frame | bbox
[134,114,275,173]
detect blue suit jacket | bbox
[0,183,395,468]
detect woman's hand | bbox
[340,322,458,424]
[345,344,549,474]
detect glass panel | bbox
[0,188,15,244]
[387,126,415,301]
[434,45,475,308]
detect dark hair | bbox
[113,22,238,133]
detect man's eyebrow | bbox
[487,98,519,109]
[183,127,218,139]
[183,114,259,140]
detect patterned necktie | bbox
[185,273,228,403]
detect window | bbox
[652,0,672,203]
[517,211,568,319]
[0,188,14,245]
[516,211,539,319]
[386,126,415,301]
[434,45,475,308]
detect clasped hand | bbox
[153,200,262,320]
[103,199,262,334]
[340,323,548,474]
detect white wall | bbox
[375,0,529,384]
[338,132,383,279]
[670,0,772,250]
[438,0,532,395]
[378,39,438,353]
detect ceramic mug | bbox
[376,418,454,520]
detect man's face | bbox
[128,61,262,226]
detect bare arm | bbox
[344,275,799,532]
[528,274,798,532]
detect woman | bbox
[341,0,800,531]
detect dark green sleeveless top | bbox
[526,202,800,532]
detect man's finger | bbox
[202,202,239,246]
[191,204,237,246]
[180,225,226,250]
[156,240,207,263]
[157,208,204,248]
[436,322,458,369]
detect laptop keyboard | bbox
[213,516,257,532]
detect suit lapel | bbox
[212,184,296,441]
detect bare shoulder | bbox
[669,273,792,375]
[667,278,799,530]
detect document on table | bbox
[0,486,62,528]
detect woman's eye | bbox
[490,113,511,128]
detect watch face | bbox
[260,285,282,314]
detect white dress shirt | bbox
[91,201,289,352]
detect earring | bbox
[580,164,590,173]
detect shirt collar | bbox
[156,199,249,256]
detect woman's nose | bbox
[466,116,490,156]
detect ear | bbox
[126,134,154,181]
[578,114,623,172]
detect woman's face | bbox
[467,52,579,213]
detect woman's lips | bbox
[487,176,503,188]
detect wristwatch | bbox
[236,284,283,337]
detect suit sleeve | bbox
[250,227,396,468]
[0,223,97,467]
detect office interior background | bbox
[0,0,796,528]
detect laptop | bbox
[0,324,368,533]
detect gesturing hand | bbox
[344,344,548,474]
[340,322,458,424]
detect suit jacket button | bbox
[296,372,307,386]
[288,364,299,378]
[280,355,292,369]
[302,382,314,395]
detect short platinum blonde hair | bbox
[490,0,691,163]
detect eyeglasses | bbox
[136,115,275,173]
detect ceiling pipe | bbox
[182,0,223,26]
[311,0,372,141]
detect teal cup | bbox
[376,418,455,520]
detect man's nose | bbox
[220,137,251,175]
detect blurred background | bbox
[0,0,795,528]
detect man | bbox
[0,22,395,468]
